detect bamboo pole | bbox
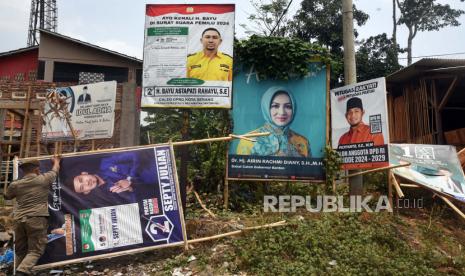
[437,194,465,221]
[19,132,270,162]
[33,220,286,271]
[187,220,287,244]
[400,183,421,188]
[341,163,410,179]
[193,190,216,218]
[229,134,256,142]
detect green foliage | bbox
[356,33,405,81]
[322,145,342,193]
[291,0,368,85]
[227,213,460,275]
[234,35,332,80]
[292,0,369,55]
[142,109,230,193]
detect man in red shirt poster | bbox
[338,97,384,146]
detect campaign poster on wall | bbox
[142,4,235,108]
[227,62,327,181]
[390,144,465,203]
[41,81,116,141]
[26,146,186,268]
[330,77,389,170]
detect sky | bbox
[1,0,465,66]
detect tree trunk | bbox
[407,26,413,65]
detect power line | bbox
[399,51,465,59]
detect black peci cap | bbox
[346,97,363,112]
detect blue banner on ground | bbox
[35,146,185,267]
[228,62,327,181]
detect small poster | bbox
[42,81,116,141]
[390,144,465,203]
[142,4,235,108]
[330,77,389,169]
[27,146,186,268]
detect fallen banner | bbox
[24,145,186,268]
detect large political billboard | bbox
[142,4,235,108]
[330,77,389,170]
[23,146,186,268]
[41,81,116,141]
[390,144,465,203]
[227,63,327,181]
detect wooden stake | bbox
[388,170,394,211]
[389,172,405,198]
[193,190,216,218]
[3,113,15,194]
[224,143,230,210]
[19,87,32,158]
[437,194,465,221]
[341,163,410,179]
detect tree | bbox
[291,0,368,85]
[356,33,404,81]
[292,0,368,56]
[396,0,464,65]
[240,0,293,37]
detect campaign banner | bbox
[142,4,235,108]
[227,63,327,181]
[28,146,185,267]
[41,81,116,141]
[390,144,465,203]
[330,77,389,170]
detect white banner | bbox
[42,81,116,141]
[330,77,390,169]
[142,4,235,108]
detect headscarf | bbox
[260,86,296,128]
[251,87,302,156]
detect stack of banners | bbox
[142,4,235,108]
[227,62,327,181]
[42,81,116,141]
[31,146,185,267]
[390,144,465,203]
[330,77,390,170]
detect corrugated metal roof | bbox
[39,29,142,64]
[387,58,465,83]
[0,45,39,58]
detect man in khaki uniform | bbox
[5,157,60,275]
[187,27,233,81]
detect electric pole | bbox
[342,0,363,196]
